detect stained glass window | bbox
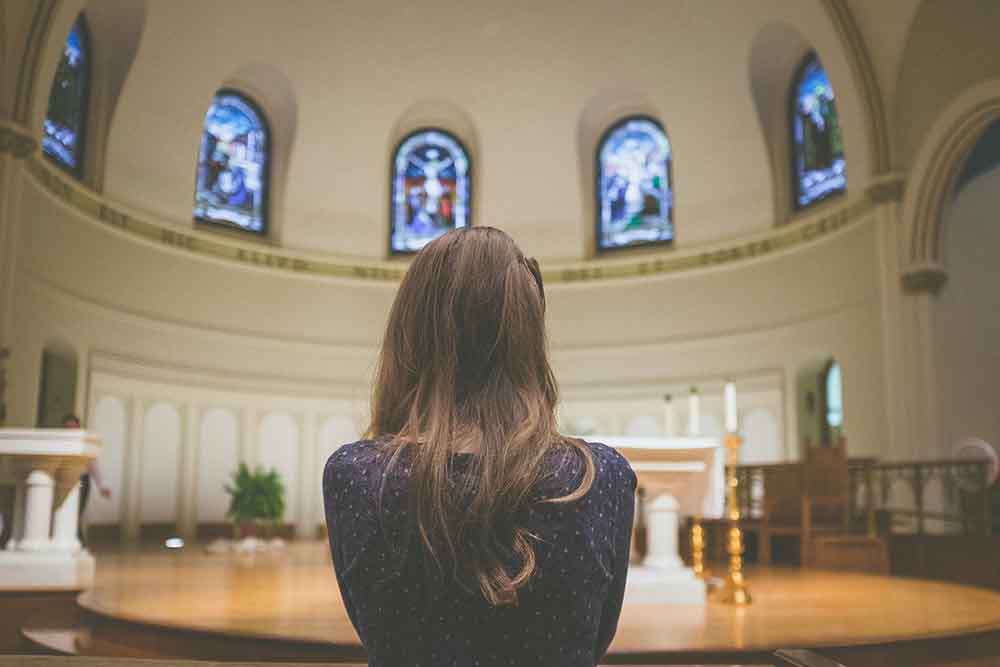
[194,91,269,235]
[791,54,847,209]
[390,129,471,254]
[42,15,90,177]
[823,360,844,444]
[596,117,673,251]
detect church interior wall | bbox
[8,0,1000,546]
[932,163,1000,460]
[892,0,1000,170]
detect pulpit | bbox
[601,436,724,604]
[0,429,101,589]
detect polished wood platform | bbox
[21,542,1000,665]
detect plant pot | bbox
[234,521,258,540]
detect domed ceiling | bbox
[99,0,871,262]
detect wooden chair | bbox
[759,439,882,569]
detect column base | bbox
[625,563,707,605]
[0,549,95,590]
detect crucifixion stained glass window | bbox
[596,117,673,251]
[791,54,847,210]
[194,91,269,235]
[42,15,90,177]
[390,129,471,254]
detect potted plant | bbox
[224,463,286,540]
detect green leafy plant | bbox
[224,463,286,528]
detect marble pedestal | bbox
[0,429,101,590]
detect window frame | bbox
[192,88,272,238]
[387,126,473,257]
[42,13,92,180]
[594,114,675,254]
[788,52,847,213]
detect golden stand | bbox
[720,432,752,605]
[690,516,706,578]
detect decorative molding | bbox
[24,154,881,286]
[820,0,892,174]
[865,174,906,204]
[13,0,58,124]
[0,122,39,159]
[900,263,948,295]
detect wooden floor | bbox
[55,541,1000,665]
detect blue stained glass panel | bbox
[597,117,673,251]
[390,129,471,254]
[42,17,89,175]
[792,56,847,209]
[194,93,268,234]
[825,361,843,430]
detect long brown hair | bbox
[367,227,594,606]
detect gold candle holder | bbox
[690,515,706,578]
[720,432,751,605]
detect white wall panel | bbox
[139,402,181,524]
[197,408,239,522]
[258,413,300,523]
[87,395,127,524]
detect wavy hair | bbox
[367,227,594,606]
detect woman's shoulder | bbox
[323,440,383,495]
[579,440,637,489]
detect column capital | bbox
[901,262,948,295]
[0,122,39,159]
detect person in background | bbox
[323,227,637,667]
[61,414,110,545]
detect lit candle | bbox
[687,387,700,436]
[725,381,738,433]
[663,395,674,436]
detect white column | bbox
[19,467,56,551]
[7,477,26,549]
[177,401,199,540]
[50,483,82,552]
[122,398,145,543]
[642,493,683,570]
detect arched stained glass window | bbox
[42,15,90,177]
[596,117,673,252]
[791,54,846,209]
[822,359,844,444]
[194,91,269,235]
[390,128,471,254]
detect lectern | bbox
[600,436,724,604]
[0,429,101,589]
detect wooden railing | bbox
[734,458,994,537]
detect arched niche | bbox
[576,89,661,257]
[86,394,126,525]
[214,62,298,243]
[35,340,78,428]
[385,98,480,257]
[742,408,782,464]
[30,0,147,191]
[197,407,240,523]
[796,357,846,450]
[139,401,181,530]
[258,412,300,525]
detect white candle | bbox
[687,388,700,436]
[725,381,738,433]
[663,395,675,436]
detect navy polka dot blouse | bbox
[323,439,637,667]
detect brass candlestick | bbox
[690,515,706,578]
[720,432,751,605]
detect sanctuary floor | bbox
[43,540,1000,665]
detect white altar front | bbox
[602,436,724,604]
[0,429,101,589]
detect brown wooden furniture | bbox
[753,440,888,573]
